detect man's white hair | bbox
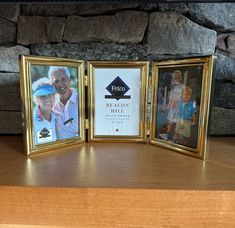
[48,66,70,81]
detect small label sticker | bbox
[37,128,53,144]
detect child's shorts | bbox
[175,119,191,138]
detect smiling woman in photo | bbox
[32,77,57,145]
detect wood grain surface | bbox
[0,136,235,226]
[0,187,235,227]
[0,136,235,190]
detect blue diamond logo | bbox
[105,76,130,101]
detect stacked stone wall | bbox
[0,3,234,135]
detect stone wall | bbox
[0,3,234,135]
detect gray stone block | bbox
[22,3,138,16]
[0,45,30,72]
[216,34,228,52]
[210,107,235,135]
[0,4,20,22]
[0,111,22,134]
[216,33,235,53]
[215,53,235,81]
[17,16,65,45]
[157,3,188,14]
[46,17,65,42]
[64,11,148,44]
[188,3,235,32]
[138,3,159,11]
[138,3,188,14]
[0,73,21,111]
[146,53,210,62]
[30,42,151,61]
[213,81,235,109]
[227,34,235,53]
[147,12,216,55]
[0,18,16,44]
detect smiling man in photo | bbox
[48,66,79,140]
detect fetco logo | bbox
[105,76,131,101]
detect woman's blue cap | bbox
[33,84,56,97]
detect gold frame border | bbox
[150,56,216,160]
[20,55,86,156]
[88,61,149,142]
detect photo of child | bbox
[155,65,203,149]
[151,56,216,159]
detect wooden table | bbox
[0,136,235,227]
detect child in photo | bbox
[174,86,197,146]
[159,70,185,141]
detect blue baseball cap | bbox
[33,84,56,97]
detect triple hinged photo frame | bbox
[20,55,216,159]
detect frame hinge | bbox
[147,118,151,135]
[148,76,152,87]
[85,119,89,129]
[84,75,88,86]
[147,75,152,136]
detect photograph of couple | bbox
[155,66,203,149]
[31,65,79,145]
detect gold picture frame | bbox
[88,61,149,142]
[150,56,216,159]
[20,55,85,156]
